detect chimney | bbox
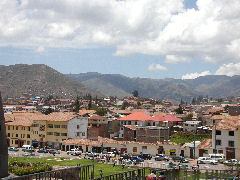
[0,92,8,178]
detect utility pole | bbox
[193,127,196,160]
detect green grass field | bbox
[8,157,148,177]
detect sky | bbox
[0,0,240,79]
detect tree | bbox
[42,107,53,115]
[175,105,183,114]
[121,101,129,110]
[88,95,92,110]
[73,97,80,113]
[132,90,139,97]
[191,97,196,105]
[96,108,107,116]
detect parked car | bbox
[172,156,184,162]
[198,157,218,165]
[139,154,152,160]
[120,153,131,159]
[107,152,115,158]
[49,149,60,154]
[208,154,225,163]
[37,149,48,153]
[22,145,34,152]
[67,148,81,156]
[130,156,144,163]
[8,147,19,152]
[224,159,238,165]
[155,154,169,161]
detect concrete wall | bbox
[68,117,88,139]
[0,93,8,178]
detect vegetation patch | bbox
[170,132,211,144]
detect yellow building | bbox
[5,113,34,147]
[5,112,79,149]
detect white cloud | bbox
[148,64,167,71]
[215,63,240,76]
[182,70,211,80]
[0,0,240,66]
[35,46,45,53]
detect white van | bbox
[208,154,225,163]
[22,145,34,152]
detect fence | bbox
[151,168,240,180]
[3,164,94,180]
[94,168,145,180]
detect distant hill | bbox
[68,73,240,101]
[0,64,101,100]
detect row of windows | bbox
[47,124,67,129]
[7,126,30,131]
[46,132,67,136]
[216,140,235,147]
[76,132,85,136]
[8,133,30,138]
[216,130,234,136]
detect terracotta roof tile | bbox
[198,139,212,149]
[215,116,240,130]
[118,112,151,121]
[148,114,183,122]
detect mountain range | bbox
[0,64,101,100]
[68,72,240,102]
[1,64,240,102]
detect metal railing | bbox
[94,168,145,180]
[3,164,94,180]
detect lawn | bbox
[8,157,148,178]
[170,132,211,144]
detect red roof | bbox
[148,114,183,122]
[118,112,152,121]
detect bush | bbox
[9,160,52,176]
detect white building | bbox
[183,121,201,132]
[68,117,88,139]
[212,116,240,160]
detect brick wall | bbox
[136,127,169,143]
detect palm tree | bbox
[0,92,8,178]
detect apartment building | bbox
[5,112,88,149]
[212,116,240,160]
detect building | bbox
[228,106,240,116]
[118,112,152,138]
[5,112,88,149]
[136,126,169,143]
[0,93,8,178]
[183,121,201,132]
[212,116,240,160]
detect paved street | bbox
[8,149,235,172]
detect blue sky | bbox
[0,0,239,79]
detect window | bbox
[153,122,155,126]
[54,132,60,136]
[48,124,53,128]
[8,133,10,137]
[216,140,221,146]
[61,133,67,136]
[61,125,67,129]
[191,125,194,127]
[216,130,221,135]
[13,126,14,130]
[47,132,53,135]
[16,134,18,137]
[15,140,18,145]
[27,134,30,138]
[229,131,234,136]
[203,150,208,154]
[128,121,131,125]
[54,125,60,128]
[77,125,80,129]
[135,122,137,125]
[77,132,80,136]
[229,141,234,147]
[8,126,10,130]
[28,127,30,131]
[82,132,85,136]
[32,124,39,127]
[185,124,188,126]
[133,147,137,152]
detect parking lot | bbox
[8,149,235,172]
